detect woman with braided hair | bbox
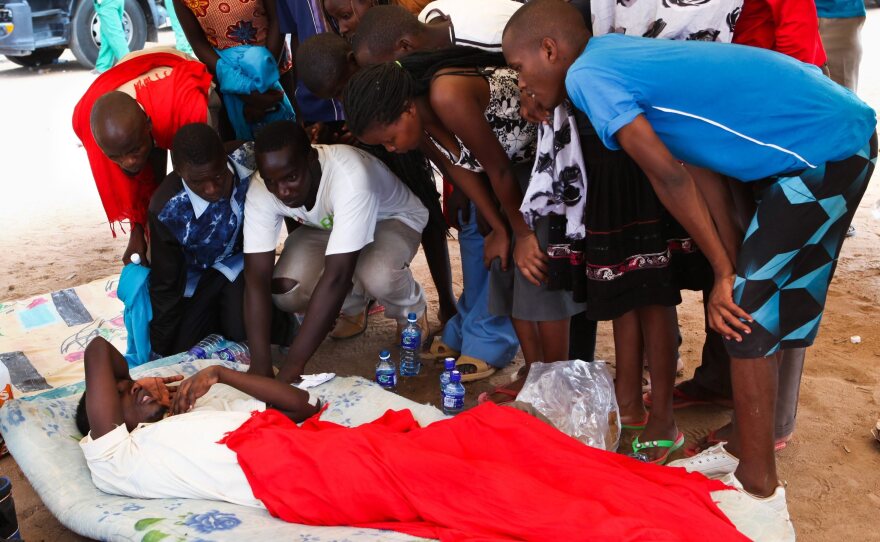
[344,46,583,388]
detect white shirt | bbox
[79,385,267,508]
[418,0,522,52]
[243,144,428,255]
[591,0,743,43]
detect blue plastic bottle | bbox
[442,370,465,415]
[399,312,422,377]
[376,350,397,390]
[215,343,251,364]
[184,334,225,361]
[439,357,456,396]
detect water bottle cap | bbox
[130,253,141,265]
[407,312,417,322]
[444,358,456,370]
[450,370,461,383]
[379,350,391,359]
[189,346,207,359]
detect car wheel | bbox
[4,47,65,67]
[69,0,148,69]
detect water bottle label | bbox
[377,373,396,388]
[401,328,421,350]
[443,395,463,409]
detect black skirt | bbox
[580,133,712,321]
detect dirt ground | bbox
[1,11,880,541]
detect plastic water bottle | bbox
[442,370,465,415]
[376,350,397,390]
[184,334,225,361]
[215,343,251,365]
[439,357,456,396]
[399,312,422,377]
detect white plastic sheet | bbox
[516,360,620,451]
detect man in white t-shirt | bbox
[76,337,320,505]
[351,1,521,66]
[244,121,429,382]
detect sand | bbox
[1,13,879,541]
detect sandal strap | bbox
[631,436,678,453]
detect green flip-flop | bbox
[632,432,685,465]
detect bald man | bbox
[72,48,219,264]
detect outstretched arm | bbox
[431,75,548,285]
[615,115,752,341]
[172,365,320,421]
[420,141,512,269]
[276,251,360,383]
[244,251,277,377]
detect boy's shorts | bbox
[726,133,877,359]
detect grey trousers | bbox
[271,220,426,323]
[819,16,865,92]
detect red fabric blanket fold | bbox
[223,403,747,542]
[71,53,212,233]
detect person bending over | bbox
[72,50,217,264]
[76,337,319,504]
[148,124,254,356]
[352,1,521,67]
[244,121,429,382]
[502,0,876,524]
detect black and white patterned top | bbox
[429,67,537,173]
[591,0,743,43]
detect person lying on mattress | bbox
[73,342,786,541]
[74,337,320,506]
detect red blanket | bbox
[71,53,212,233]
[222,403,747,541]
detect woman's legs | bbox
[613,311,646,426]
[638,305,681,459]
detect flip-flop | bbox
[632,432,685,465]
[684,430,792,457]
[477,387,518,405]
[455,356,496,382]
[621,412,650,431]
[426,339,460,362]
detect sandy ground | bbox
[1,11,880,541]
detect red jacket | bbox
[733,0,827,66]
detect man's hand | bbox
[514,232,549,286]
[483,228,510,270]
[171,366,220,414]
[131,375,184,408]
[708,273,753,342]
[241,90,284,122]
[520,91,551,125]
[123,225,147,265]
[445,187,470,231]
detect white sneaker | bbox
[667,443,739,479]
[712,474,795,541]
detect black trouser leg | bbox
[569,311,597,362]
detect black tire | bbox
[69,0,148,69]
[4,47,65,67]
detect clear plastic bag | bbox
[516,360,620,451]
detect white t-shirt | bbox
[79,385,267,508]
[418,0,521,52]
[244,144,429,255]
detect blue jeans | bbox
[442,205,518,367]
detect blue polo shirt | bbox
[566,34,876,181]
[814,0,866,19]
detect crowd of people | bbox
[70,0,875,538]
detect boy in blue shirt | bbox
[502,0,876,522]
